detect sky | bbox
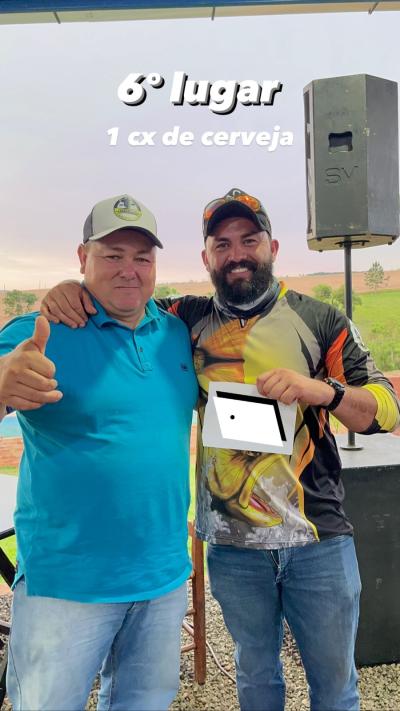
[0,7,400,289]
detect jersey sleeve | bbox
[323,308,400,434]
[155,295,213,330]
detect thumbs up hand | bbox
[29,314,51,354]
[0,316,63,411]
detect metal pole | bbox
[344,242,353,320]
[340,242,363,450]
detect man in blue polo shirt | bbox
[0,194,198,711]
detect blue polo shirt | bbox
[0,299,198,602]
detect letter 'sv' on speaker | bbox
[304,74,399,251]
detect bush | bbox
[4,290,37,317]
[368,323,400,371]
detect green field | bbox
[353,290,400,338]
[0,536,16,575]
[0,467,19,476]
[0,467,17,584]
[352,290,400,371]
[188,462,196,521]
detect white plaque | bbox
[202,382,297,455]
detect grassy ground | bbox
[188,461,196,522]
[0,467,17,582]
[354,291,400,372]
[0,537,16,571]
[0,467,18,476]
[353,290,400,342]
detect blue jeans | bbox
[208,535,361,711]
[7,579,188,711]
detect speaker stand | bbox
[340,242,363,451]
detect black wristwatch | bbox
[324,377,346,411]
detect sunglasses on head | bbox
[203,193,261,222]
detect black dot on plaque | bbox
[230,415,235,420]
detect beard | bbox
[210,258,274,305]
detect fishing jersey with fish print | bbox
[159,283,400,549]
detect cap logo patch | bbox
[114,196,142,222]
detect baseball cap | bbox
[203,188,272,240]
[83,194,163,248]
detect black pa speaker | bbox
[304,74,399,251]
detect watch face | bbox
[327,377,345,391]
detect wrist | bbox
[323,377,346,411]
[319,383,336,407]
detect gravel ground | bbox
[1,587,400,711]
